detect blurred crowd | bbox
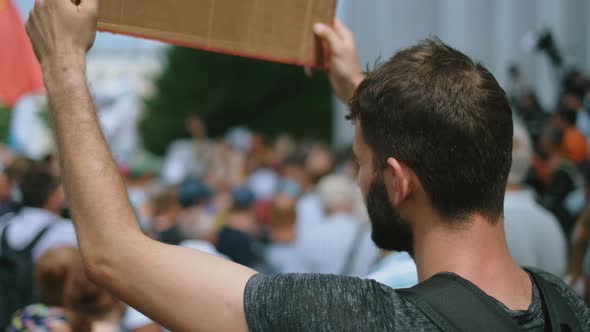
[507,67,590,300]
[1,65,590,331]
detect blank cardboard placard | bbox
[98,0,337,66]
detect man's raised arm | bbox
[26,0,367,330]
[26,1,254,331]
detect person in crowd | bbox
[216,186,262,268]
[0,165,78,326]
[282,149,323,237]
[204,140,248,194]
[3,157,36,209]
[5,157,36,187]
[514,90,548,151]
[8,246,78,332]
[504,121,567,276]
[267,135,296,168]
[300,174,379,276]
[63,254,125,332]
[562,90,590,145]
[285,145,335,242]
[0,164,77,262]
[25,1,589,330]
[264,189,307,274]
[555,107,589,164]
[0,167,19,219]
[175,177,219,249]
[539,125,586,237]
[161,114,210,185]
[148,189,186,246]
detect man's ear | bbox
[386,157,411,206]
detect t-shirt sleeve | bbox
[243,273,397,332]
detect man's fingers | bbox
[333,19,354,43]
[34,0,46,9]
[313,23,341,51]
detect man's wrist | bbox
[42,53,87,84]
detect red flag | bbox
[0,0,44,107]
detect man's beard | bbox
[365,177,414,253]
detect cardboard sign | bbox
[98,0,337,67]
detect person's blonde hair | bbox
[317,174,357,212]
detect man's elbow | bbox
[83,250,119,288]
[80,227,146,287]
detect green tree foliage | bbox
[140,47,333,155]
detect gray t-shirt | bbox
[244,270,590,331]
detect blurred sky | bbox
[16,0,163,51]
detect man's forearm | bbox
[44,57,141,263]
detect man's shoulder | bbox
[531,268,574,291]
[244,273,436,332]
[529,269,590,329]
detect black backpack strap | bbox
[0,225,10,254]
[0,213,15,254]
[398,273,521,332]
[22,224,54,253]
[527,269,583,332]
[1,222,55,256]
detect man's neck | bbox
[412,212,533,310]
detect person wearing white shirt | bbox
[160,115,210,185]
[504,121,567,276]
[0,166,77,261]
[299,174,380,277]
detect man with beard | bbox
[26,1,588,331]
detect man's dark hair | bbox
[20,165,60,208]
[349,39,513,222]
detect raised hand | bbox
[26,0,98,67]
[313,19,364,102]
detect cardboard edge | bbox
[97,0,338,69]
[98,24,319,68]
